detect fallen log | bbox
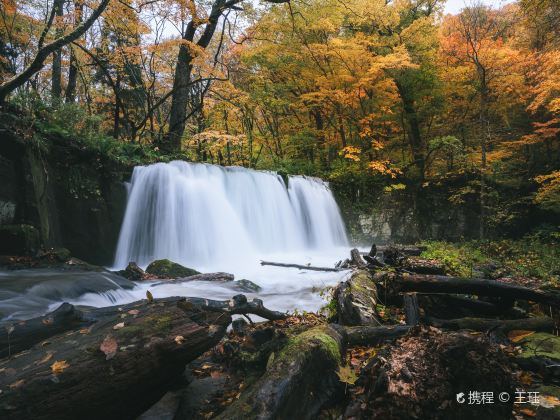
[335,270,381,326]
[0,298,231,420]
[0,303,89,358]
[343,325,412,346]
[260,260,343,272]
[360,245,425,257]
[154,272,234,285]
[381,273,560,308]
[215,325,344,420]
[426,316,555,333]
[0,295,286,364]
[400,257,446,275]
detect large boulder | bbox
[145,259,200,279]
[0,224,40,256]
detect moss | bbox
[115,325,144,339]
[518,333,560,360]
[145,259,200,279]
[277,326,341,366]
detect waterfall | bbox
[113,161,348,270]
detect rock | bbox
[0,224,40,256]
[145,259,200,279]
[117,261,146,280]
[38,247,72,262]
[233,279,262,293]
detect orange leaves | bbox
[507,330,536,343]
[368,160,402,179]
[51,360,70,375]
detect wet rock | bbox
[145,259,200,279]
[0,224,40,256]
[117,262,146,281]
[233,279,262,293]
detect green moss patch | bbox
[145,259,200,279]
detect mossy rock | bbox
[518,333,560,360]
[0,224,40,256]
[233,279,262,293]
[145,259,200,279]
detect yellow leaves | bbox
[174,335,185,345]
[51,360,70,375]
[534,170,560,212]
[336,365,358,385]
[339,146,361,162]
[507,330,536,343]
[368,160,402,179]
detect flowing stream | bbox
[0,161,351,320]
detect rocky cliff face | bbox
[0,116,128,265]
[331,179,481,245]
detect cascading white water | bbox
[114,161,348,270]
[0,162,351,320]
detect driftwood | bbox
[154,272,234,285]
[0,298,232,420]
[260,260,343,272]
[335,270,381,326]
[216,325,344,420]
[426,316,556,333]
[381,273,560,308]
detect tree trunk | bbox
[0,298,232,420]
[65,0,84,103]
[51,0,65,100]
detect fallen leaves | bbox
[336,365,358,385]
[174,335,185,344]
[128,309,140,316]
[113,322,125,330]
[508,330,536,343]
[100,335,118,360]
[35,352,53,365]
[540,394,560,408]
[51,360,70,375]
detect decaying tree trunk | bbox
[0,298,232,420]
[380,272,560,308]
[426,316,555,333]
[343,325,412,346]
[335,270,381,326]
[216,325,344,420]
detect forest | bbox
[0,0,560,419]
